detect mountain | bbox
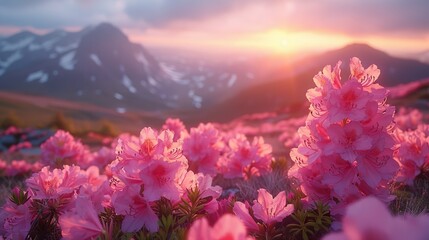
[0,23,171,112]
[0,23,258,113]
[205,43,429,121]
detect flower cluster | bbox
[0,159,42,177]
[393,124,429,184]
[234,189,294,232]
[0,165,108,239]
[111,127,221,233]
[183,123,274,179]
[289,57,399,215]
[218,134,273,179]
[183,123,224,175]
[40,130,91,168]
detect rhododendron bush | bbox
[1,57,429,240]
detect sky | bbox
[0,0,428,57]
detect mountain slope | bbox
[0,23,262,112]
[0,23,181,112]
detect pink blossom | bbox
[325,122,372,162]
[40,130,90,168]
[5,160,33,177]
[219,134,273,179]
[188,214,252,240]
[349,57,380,87]
[327,80,370,123]
[290,58,398,215]
[320,155,358,197]
[0,198,32,240]
[233,202,259,232]
[162,118,189,141]
[358,146,398,188]
[59,196,104,240]
[139,160,183,202]
[394,108,423,131]
[183,123,224,175]
[26,165,87,200]
[252,189,294,225]
[323,197,429,240]
[393,127,429,184]
[111,185,158,233]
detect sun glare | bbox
[233,29,354,56]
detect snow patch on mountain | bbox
[59,51,76,70]
[0,51,22,68]
[160,62,188,84]
[122,75,137,93]
[1,37,34,51]
[114,93,123,100]
[28,38,59,51]
[90,54,102,66]
[55,42,78,53]
[188,90,203,108]
[26,70,49,83]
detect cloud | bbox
[123,0,253,26]
[0,0,126,29]
[0,0,428,37]
[279,0,429,36]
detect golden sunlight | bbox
[234,29,354,55]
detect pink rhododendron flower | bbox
[111,185,158,233]
[393,127,429,185]
[183,123,224,175]
[234,189,294,230]
[4,160,33,177]
[289,58,398,215]
[325,122,372,162]
[394,108,423,131]
[26,165,87,200]
[179,171,222,213]
[252,189,294,225]
[0,194,32,240]
[323,197,429,240]
[139,159,183,202]
[59,195,104,240]
[41,130,91,168]
[162,118,189,141]
[219,134,273,179]
[188,214,253,240]
[327,80,370,123]
[233,201,259,232]
[7,141,32,153]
